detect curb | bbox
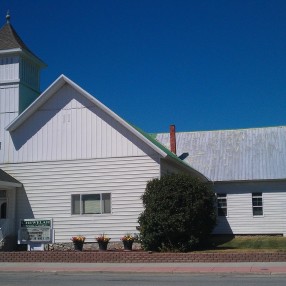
[1,263,286,274]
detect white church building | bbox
[1,15,286,249]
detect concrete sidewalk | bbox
[1,262,286,274]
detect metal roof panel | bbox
[156,126,286,181]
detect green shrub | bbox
[138,174,216,252]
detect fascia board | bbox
[0,48,46,67]
[0,48,22,54]
[0,180,22,188]
[213,178,286,184]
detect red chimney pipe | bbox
[170,124,176,154]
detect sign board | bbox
[18,218,53,244]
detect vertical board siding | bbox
[20,59,40,91]
[0,85,19,113]
[1,156,160,242]
[213,181,286,235]
[2,84,157,163]
[0,56,19,82]
[0,86,19,162]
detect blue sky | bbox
[1,0,286,133]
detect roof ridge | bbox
[158,125,286,135]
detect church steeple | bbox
[0,13,32,51]
[0,12,46,114]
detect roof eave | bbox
[0,48,21,54]
[0,180,22,188]
[166,156,210,182]
[213,178,286,184]
[0,48,46,68]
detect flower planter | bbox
[123,240,133,251]
[71,236,85,251]
[73,242,84,251]
[98,241,109,251]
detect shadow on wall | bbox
[10,87,70,150]
[202,216,234,250]
[215,215,234,233]
[17,186,34,220]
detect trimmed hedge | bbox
[138,174,216,252]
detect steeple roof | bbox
[0,13,46,66]
[0,22,31,51]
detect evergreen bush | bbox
[138,174,216,252]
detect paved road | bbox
[1,272,286,286]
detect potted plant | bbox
[96,234,111,251]
[121,233,136,251]
[71,235,85,251]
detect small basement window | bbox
[71,193,111,215]
[217,194,227,216]
[252,192,263,216]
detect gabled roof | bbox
[6,75,208,181]
[0,169,22,188]
[156,127,286,182]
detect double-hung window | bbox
[71,193,111,215]
[252,192,263,216]
[217,194,227,216]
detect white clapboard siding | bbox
[3,84,157,163]
[213,181,286,235]
[1,156,160,242]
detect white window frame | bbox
[252,192,263,216]
[71,193,111,215]
[217,193,227,217]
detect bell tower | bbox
[0,12,46,118]
[0,12,46,161]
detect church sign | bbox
[19,218,53,243]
